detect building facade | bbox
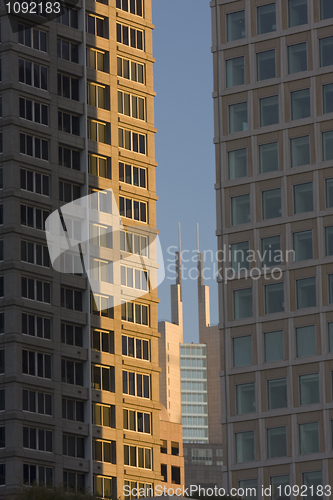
[0,0,162,497]
[211,0,333,496]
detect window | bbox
[122,335,149,360]
[22,350,51,379]
[119,162,146,188]
[23,464,52,486]
[57,6,78,28]
[88,154,111,179]
[61,323,83,347]
[226,57,244,88]
[296,325,317,358]
[230,241,249,272]
[59,181,80,203]
[289,0,307,27]
[123,409,151,433]
[320,36,333,67]
[0,313,3,334]
[329,323,333,352]
[328,274,333,303]
[88,82,109,110]
[227,11,245,41]
[116,23,143,49]
[0,278,3,299]
[21,277,51,303]
[271,476,290,500]
[118,128,146,154]
[323,131,333,161]
[20,133,48,160]
[23,389,52,415]
[60,287,82,311]
[234,288,252,319]
[63,472,85,494]
[19,59,47,89]
[0,390,4,412]
[321,0,333,19]
[299,422,319,454]
[89,189,112,214]
[300,373,319,404]
[19,98,48,125]
[294,230,313,261]
[61,359,84,386]
[0,351,3,374]
[121,265,148,291]
[91,294,114,318]
[58,73,79,101]
[235,431,255,463]
[326,226,333,255]
[22,313,51,339]
[260,95,279,127]
[90,224,112,249]
[0,169,2,189]
[119,196,147,223]
[294,182,313,213]
[236,383,255,414]
[268,378,287,410]
[267,427,287,458]
[238,480,258,500]
[91,365,115,392]
[62,398,84,422]
[57,38,78,63]
[116,0,143,15]
[58,111,80,136]
[121,301,149,326]
[86,47,108,72]
[124,445,152,469]
[291,135,310,167]
[291,89,310,120]
[228,148,247,179]
[302,471,322,498]
[262,188,281,219]
[231,194,250,226]
[23,426,52,452]
[117,56,145,84]
[123,370,150,398]
[86,14,108,38]
[94,440,116,463]
[63,434,84,458]
[288,43,307,74]
[229,102,247,133]
[296,277,316,308]
[264,330,284,362]
[323,84,333,114]
[20,169,49,195]
[265,283,284,314]
[259,142,278,173]
[93,403,115,428]
[95,476,115,499]
[92,330,114,354]
[233,335,252,367]
[257,50,276,80]
[18,24,47,51]
[258,3,276,34]
[59,146,80,170]
[88,120,109,144]
[118,90,145,119]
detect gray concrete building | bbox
[211,0,333,497]
[0,1,164,497]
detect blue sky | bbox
[152,0,218,341]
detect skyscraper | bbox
[0,0,162,496]
[211,0,333,496]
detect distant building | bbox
[159,238,223,489]
[158,247,185,489]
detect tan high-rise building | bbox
[0,0,162,497]
[211,0,333,496]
